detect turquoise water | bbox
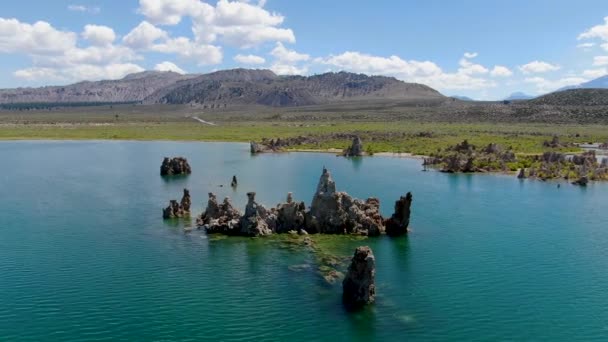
[1,141,608,341]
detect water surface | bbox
[1,141,607,341]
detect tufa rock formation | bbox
[306,168,384,236]
[342,246,376,310]
[231,175,238,188]
[342,136,364,157]
[160,157,192,176]
[424,141,516,173]
[240,192,276,236]
[163,189,191,219]
[197,193,242,234]
[275,192,307,233]
[195,168,413,237]
[517,168,527,179]
[384,193,413,237]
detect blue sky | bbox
[1,0,608,99]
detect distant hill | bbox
[451,95,475,101]
[530,88,608,106]
[505,92,534,101]
[0,69,445,107]
[558,75,608,92]
[0,71,196,104]
[144,69,445,106]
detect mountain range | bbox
[0,69,444,107]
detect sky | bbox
[1,0,608,99]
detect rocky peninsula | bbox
[196,168,412,237]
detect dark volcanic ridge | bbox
[0,69,444,107]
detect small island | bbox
[196,168,413,237]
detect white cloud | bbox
[320,51,496,91]
[0,18,142,84]
[123,21,168,49]
[0,18,77,54]
[577,42,595,48]
[463,52,478,59]
[594,56,608,66]
[138,0,295,48]
[579,16,608,41]
[151,37,223,65]
[123,21,222,65]
[154,61,186,74]
[14,63,144,82]
[271,42,309,63]
[519,60,560,74]
[234,54,265,64]
[270,63,307,75]
[490,65,513,77]
[524,76,587,93]
[458,57,488,75]
[82,25,116,46]
[68,5,101,14]
[582,68,607,78]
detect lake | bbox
[1,140,607,341]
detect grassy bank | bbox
[1,120,607,155]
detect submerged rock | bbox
[306,168,384,236]
[343,136,364,157]
[342,246,376,309]
[160,157,191,176]
[385,193,413,237]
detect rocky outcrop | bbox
[384,193,413,237]
[306,168,384,236]
[160,157,192,176]
[343,136,364,157]
[197,193,242,234]
[424,141,516,173]
[240,192,276,236]
[163,189,191,219]
[180,189,191,212]
[572,176,589,186]
[275,193,307,233]
[194,168,413,237]
[517,168,526,179]
[342,246,376,310]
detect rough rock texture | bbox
[275,192,307,233]
[180,189,191,212]
[240,192,276,236]
[306,168,385,236]
[160,157,192,176]
[197,193,242,234]
[424,141,516,173]
[384,193,413,237]
[342,246,376,309]
[572,176,589,186]
[517,168,527,179]
[163,189,191,219]
[343,136,364,157]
